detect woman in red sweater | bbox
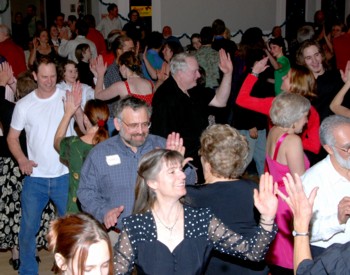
[236,57,321,155]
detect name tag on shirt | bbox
[106,154,121,166]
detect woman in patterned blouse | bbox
[114,148,279,274]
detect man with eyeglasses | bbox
[77,96,196,246]
[301,115,350,258]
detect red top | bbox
[333,33,350,72]
[0,38,27,77]
[87,28,107,55]
[124,80,154,106]
[236,74,321,154]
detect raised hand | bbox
[218,48,233,75]
[252,57,269,75]
[91,55,107,78]
[340,60,350,83]
[277,173,318,230]
[0,61,12,85]
[166,132,185,156]
[254,172,278,220]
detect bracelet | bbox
[292,230,309,237]
[260,216,275,223]
[260,221,274,226]
[251,72,259,77]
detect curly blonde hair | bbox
[199,124,249,179]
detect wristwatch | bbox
[292,230,309,237]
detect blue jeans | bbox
[239,129,266,176]
[19,175,69,275]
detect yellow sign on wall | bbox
[131,6,152,17]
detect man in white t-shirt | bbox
[7,58,82,274]
[96,3,124,43]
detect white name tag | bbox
[106,154,121,166]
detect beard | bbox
[333,148,350,170]
[119,127,148,148]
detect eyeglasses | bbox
[118,118,151,130]
[332,145,350,154]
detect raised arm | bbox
[93,56,127,100]
[330,61,350,117]
[209,49,233,107]
[54,88,81,152]
[277,173,318,275]
[210,172,278,261]
[236,57,273,115]
[265,45,282,70]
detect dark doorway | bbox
[45,0,61,27]
[285,0,306,43]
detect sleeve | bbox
[209,214,277,261]
[59,137,72,162]
[77,152,110,222]
[10,101,26,131]
[235,74,273,115]
[302,173,345,242]
[58,39,70,58]
[114,223,135,275]
[184,163,197,185]
[296,243,350,274]
[301,106,321,154]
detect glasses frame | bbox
[118,118,151,131]
[332,145,350,154]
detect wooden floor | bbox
[0,249,54,275]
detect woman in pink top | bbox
[265,92,311,275]
[94,51,154,105]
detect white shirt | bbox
[56,81,95,108]
[96,16,123,40]
[58,35,97,63]
[10,87,74,177]
[302,155,350,248]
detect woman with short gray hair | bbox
[265,92,311,275]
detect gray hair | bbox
[320,115,350,146]
[0,24,11,37]
[114,96,152,118]
[297,25,315,43]
[170,52,194,75]
[270,92,311,127]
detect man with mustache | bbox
[301,115,350,258]
[77,96,196,245]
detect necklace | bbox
[154,205,181,232]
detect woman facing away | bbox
[265,92,311,274]
[114,148,278,275]
[185,124,270,275]
[94,51,154,105]
[236,57,321,156]
[47,213,113,275]
[54,86,109,213]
